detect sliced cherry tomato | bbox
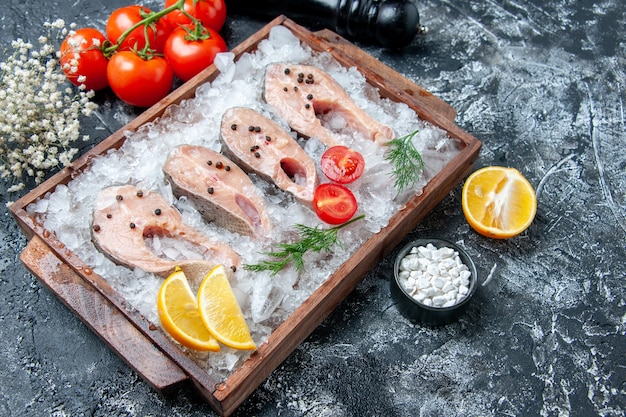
[59,28,109,91]
[106,5,172,53]
[107,51,174,107]
[164,25,227,82]
[313,183,358,225]
[164,0,227,32]
[320,146,366,184]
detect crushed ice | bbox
[26,26,461,381]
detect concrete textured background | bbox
[1,0,624,416]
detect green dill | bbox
[244,214,365,276]
[384,129,425,193]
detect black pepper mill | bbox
[226,0,426,49]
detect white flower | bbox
[1,21,98,194]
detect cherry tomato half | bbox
[313,183,358,225]
[107,51,174,107]
[106,5,172,53]
[59,28,109,91]
[164,0,227,32]
[320,146,366,184]
[164,25,227,82]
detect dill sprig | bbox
[244,214,365,276]
[384,129,425,193]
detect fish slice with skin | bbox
[163,145,272,238]
[263,63,395,147]
[91,185,240,277]
[220,107,318,203]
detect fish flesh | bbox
[219,107,318,203]
[263,63,395,147]
[91,185,240,277]
[163,144,272,238]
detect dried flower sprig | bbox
[0,19,98,195]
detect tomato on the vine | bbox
[320,146,366,184]
[107,51,174,107]
[313,183,358,225]
[59,28,109,91]
[164,0,227,32]
[106,5,172,53]
[164,25,227,82]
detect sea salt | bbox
[26,26,462,381]
[398,244,473,308]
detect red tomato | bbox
[164,25,227,82]
[313,183,358,225]
[59,28,109,91]
[164,0,227,32]
[107,51,174,107]
[320,146,366,184]
[106,5,172,53]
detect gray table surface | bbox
[1,0,624,416]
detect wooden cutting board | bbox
[12,16,480,416]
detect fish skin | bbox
[219,107,318,203]
[91,185,240,277]
[263,63,395,147]
[163,145,272,238]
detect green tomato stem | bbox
[103,0,185,57]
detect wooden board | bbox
[10,16,481,416]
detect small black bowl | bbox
[391,238,478,326]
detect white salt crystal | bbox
[432,295,447,307]
[416,278,431,290]
[443,300,457,308]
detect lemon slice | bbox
[157,268,220,351]
[462,166,537,239]
[197,265,256,351]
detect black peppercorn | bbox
[208,187,214,194]
[155,208,161,215]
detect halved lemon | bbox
[462,166,537,239]
[157,268,220,351]
[197,265,256,351]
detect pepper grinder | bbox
[227,0,426,49]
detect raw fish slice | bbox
[220,107,318,203]
[163,145,272,238]
[91,185,240,277]
[263,63,394,147]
